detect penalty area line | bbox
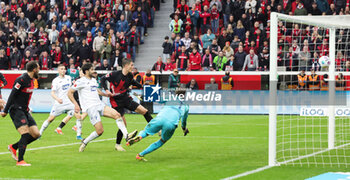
[221,165,272,180]
[0,138,115,155]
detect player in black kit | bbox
[0,72,7,99]
[101,58,153,151]
[1,61,41,166]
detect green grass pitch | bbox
[0,114,349,179]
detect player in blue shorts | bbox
[126,90,190,161]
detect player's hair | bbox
[26,61,39,72]
[58,64,65,68]
[122,58,133,67]
[81,63,93,74]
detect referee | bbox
[1,61,41,166]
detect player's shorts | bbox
[110,95,140,116]
[50,103,75,117]
[9,107,37,129]
[143,118,176,141]
[86,103,105,125]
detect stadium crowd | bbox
[150,0,350,72]
[0,0,161,71]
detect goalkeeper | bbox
[126,90,189,161]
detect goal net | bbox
[269,12,350,167]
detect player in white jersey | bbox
[68,63,137,152]
[39,64,83,139]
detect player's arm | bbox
[131,79,143,89]
[1,80,22,117]
[68,88,80,113]
[0,73,7,87]
[181,105,189,136]
[100,72,113,96]
[51,90,63,104]
[97,88,108,97]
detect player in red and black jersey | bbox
[0,72,7,99]
[1,61,40,166]
[101,58,153,151]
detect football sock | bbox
[58,122,66,129]
[12,142,19,150]
[39,120,51,135]
[83,131,99,144]
[18,133,31,162]
[143,111,153,123]
[139,140,164,156]
[116,118,128,139]
[76,119,82,136]
[116,129,123,145]
[26,135,37,145]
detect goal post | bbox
[269,12,350,167]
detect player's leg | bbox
[115,115,126,151]
[79,107,104,152]
[103,106,134,141]
[134,104,153,123]
[55,106,75,134]
[39,114,56,135]
[126,118,161,146]
[74,112,83,140]
[137,124,176,160]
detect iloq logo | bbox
[300,107,327,116]
[300,107,350,117]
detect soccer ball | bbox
[318,56,330,68]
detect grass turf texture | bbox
[0,114,349,180]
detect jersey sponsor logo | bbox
[91,85,97,91]
[62,84,70,90]
[14,82,21,90]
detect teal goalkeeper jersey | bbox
[156,102,189,129]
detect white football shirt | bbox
[71,76,102,112]
[52,75,72,105]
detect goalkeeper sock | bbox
[139,140,164,156]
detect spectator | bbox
[218,29,232,49]
[152,56,165,71]
[221,71,234,90]
[99,39,112,61]
[243,49,259,71]
[47,24,59,44]
[186,78,199,90]
[189,48,201,71]
[176,45,189,71]
[96,59,112,70]
[133,6,147,44]
[168,69,180,89]
[213,51,228,71]
[164,58,175,71]
[297,70,307,90]
[200,48,213,71]
[188,4,200,34]
[223,41,234,58]
[210,4,220,34]
[162,36,172,63]
[10,47,21,69]
[202,29,215,49]
[209,38,221,58]
[258,47,270,71]
[143,69,156,85]
[317,0,330,13]
[308,69,320,90]
[222,0,234,27]
[299,46,311,71]
[92,30,105,60]
[294,2,308,15]
[169,14,183,34]
[132,67,143,89]
[0,49,8,70]
[17,12,30,30]
[224,54,235,71]
[52,46,63,68]
[67,63,79,81]
[126,25,139,61]
[200,5,211,34]
[234,45,246,71]
[110,49,123,70]
[116,14,129,33]
[39,51,52,70]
